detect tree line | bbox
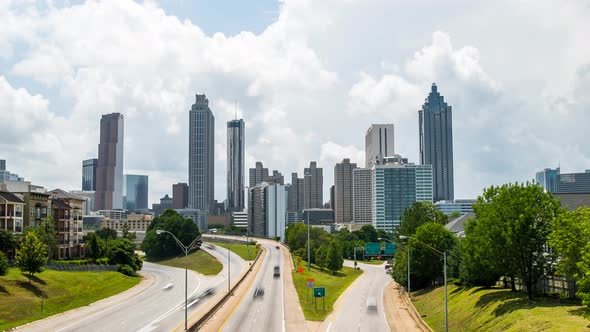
[392,182,590,305]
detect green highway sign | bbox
[384,242,396,255]
[365,242,381,256]
[314,287,326,298]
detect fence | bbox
[496,275,578,298]
[45,263,118,272]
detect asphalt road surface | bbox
[220,240,285,332]
[17,245,246,332]
[323,260,391,332]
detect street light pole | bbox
[399,235,447,332]
[379,238,410,296]
[307,218,311,271]
[156,230,202,331]
[228,245,231,292]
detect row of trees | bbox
[85,228,143,275]
[392,183,590,303]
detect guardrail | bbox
[188,242,264,331]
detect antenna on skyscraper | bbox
[234,100,238,120]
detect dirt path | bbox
[383,281,431,332]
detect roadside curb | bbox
[398,283,433,332]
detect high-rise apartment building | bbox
[372,162,433,231]
[95,113,124,210]
[82,159,98,191]
[124,174,148,211]
[365,124,394,168]
[227,119,245,212]
[188,94,215,213]
[419,83,454,202]
[536,167,560,193]
[0,160,5,171]
[270,170,284,185]
[249,162,269,187]
[172,183,189,209]
[353,168,373,224]
[304,162,323,209]
[334,158,356,223]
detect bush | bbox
[0,251,8,276]
[118,264,137,276]
[54,259,90,265]
[96,257,109,265]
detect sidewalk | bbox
[383,281,430,332]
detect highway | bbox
[220,239,285,332]
[321,260,391,332]
[17,245,246,332]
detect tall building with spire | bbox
[227,119,245,211]
[419,83,454,202]
[95,113,124,210]
[189,94,215,213]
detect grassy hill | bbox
[412,284,590,331]
[0,268,140,330]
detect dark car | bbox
[275,245,280,249]
[273,265,280,278]
[253,285,265,299]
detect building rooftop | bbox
[0,191,25,203]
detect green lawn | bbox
[345,258,385,265]
[412,284,590,332]
[146,249,222,275]
[208,241,260,261]
[291,259,363,321]
[0,268,140,331]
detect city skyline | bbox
[1,1,589,206]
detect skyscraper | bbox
[304,161,323,209]
[189,94,215,213]
[365,124,394,168]
[419,83,454,202]
[124,174,148,211]
[536,167,560,193]
[172,183,189,209]
[227,119,245,211]
[248,182,287,242]
[334,158,356,223]
[82,158,98,191]
[95,113,124,210]
[249,162,269,187]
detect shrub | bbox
[0,251,8,276]
[96,257,109,265]
[118,264,137,277]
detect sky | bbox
[1,0,590,207]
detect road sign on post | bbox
[307,278,315,303]
[365,242,381,256]
[314,287,326,311]
[384,242,396,255]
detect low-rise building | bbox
[0,191,25,233]
[50,189,85,259]
[175,209,208,232]
[435,199,476,215]
[100,213,153,232]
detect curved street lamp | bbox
[156,230,202,331]
[399,235,448,332]
[379,238,410,297]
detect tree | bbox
[35,216,57,260]
[398,201,448,238]
[0,251,8,276]
[108,238,142,273]
[449,211,462,219]
[142,209,201,258]
[16,232,47,282]
[315,245,327,271]
[85,232,105,259]
[121,222,137,241]
[465,183,561,299]
[353,225,379,243]
[96,228,118,240]
[459,217,503,287]
[0,230,18,259]
[326,240,344,274]
[409,222,456,289]
[549,207,590,300]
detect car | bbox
[200,287,214,297]
[253,285,265,299]
[273,265,280,277]
[366,297,378,313]
[275,245,280,249]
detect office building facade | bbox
[172,183,189,209]
[334,158,356,223]
[95,113,124,210]
[419,83,454,202]
[365,124,395,168]
[82,158,98,191]
[556,171,590,194]
[304,162,323,209]
[188,94,215,213]
[435,199,475,215]
[536,167,560,193]
[372,163,433,231]
[248,183,287,242]
[227,119,245,212]
[353,168,373,224]
[249,162,269,187]
[124,174,148,211]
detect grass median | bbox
[145,249,223,275]
[0,268,140,331]
[412,284,590,331]
[291,259,363,321]
[208,241,260,261]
